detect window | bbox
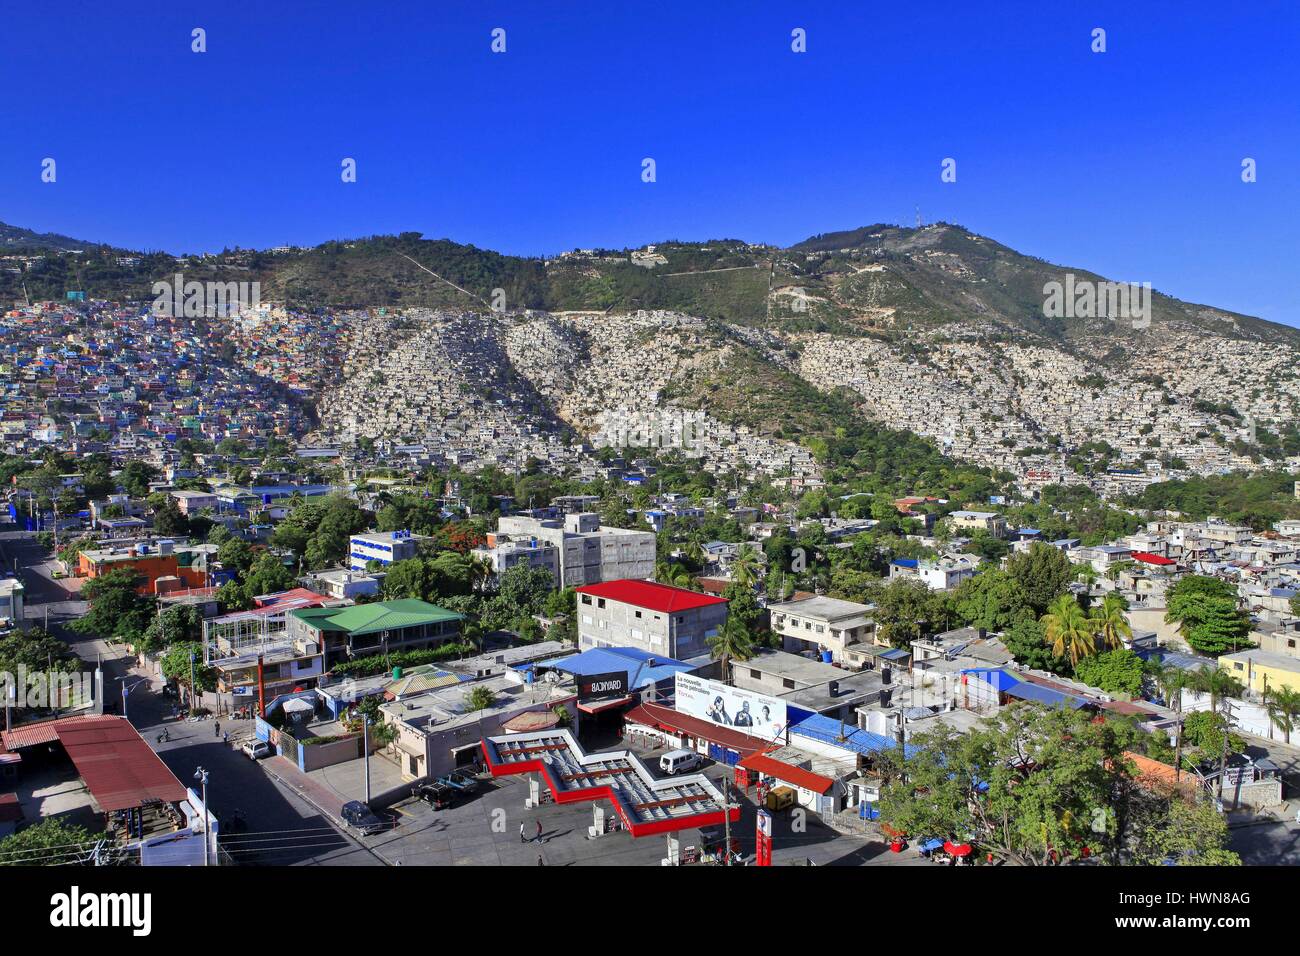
[1289,640,1296,649]
[750,669,761,680]
[783,678,796,690]
[581,595,592,606]
[635,610,642,618]
[598,599,606,609]
[1234,663,1243,671]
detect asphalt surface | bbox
[2,529,380,866]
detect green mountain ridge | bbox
[1,219,1294,350]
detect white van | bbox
[659,749,706,775]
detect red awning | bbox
[944,841,973,857]
[624,701,773,756]
[578,695,633,714]
[739,752,834,795]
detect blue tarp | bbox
[919,838,944,853]
[1006,683,1089,710]
[792,713,922,759]
[547,646,692,690]
[962,668,1019,692]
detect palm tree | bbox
[1042,593,1097,667]
[1189,666,1244,716]
[1089,592,1132,651]
[1074,563,1100,589]
[1263,687,1300,744]
[707,615,756,685]
[656,561,694,589]
[468,554,494,594]
[1149,661,1191,779]
[731,544,762,591]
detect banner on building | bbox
[577,671,628,701]
[674,673,786,740]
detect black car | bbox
[340,800,385,835]
[415,782,455,810]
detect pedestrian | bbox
[519,821,526,843]
[535,820,543,843]
[223,732,229,744]
[536,854,544,866]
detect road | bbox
[2,529,380,866]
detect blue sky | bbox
[2,1,1297,325]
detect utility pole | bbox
[194,767,211,866]
[363,714,372,804]
[721,778,732,867]
[1218,699,1235,809]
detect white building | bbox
[348,529,426,571]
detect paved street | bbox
[3,529,380,866]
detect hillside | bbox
[6,218,1300,491]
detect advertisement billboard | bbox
[674,673,786,741]
[577,671,628,702]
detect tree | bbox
[1148,660,1193,778]
[867,577,937,649]
[1089,592,1133,652]
[1005,542,1075,616]
[72,569,155,645]
[216,538,255,578]
[239,552,298,600]
[954,569,1032,633]
[1128,795,1240,866]
[707,614,756,685]
[1042,593,1097,667]
[722,580,761,631]
[0,627,82,675]
[1166,576,1251,655]
[150,497,189,537]
[877,705,1142,865]
[118,460,158,498]
[0,819,104,866]
[465,685,497,712]
[1074,649,1146,696]
[1263,687,1300,744]
[1189,667,1244,716]
[160,641,216,705]
[731,544,762,590]
[139,604,203,654]
[1001,617,1068,674]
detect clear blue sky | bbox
[2,1,1297,325]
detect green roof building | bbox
[287,599,464,667]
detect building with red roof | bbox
[575,580,729,660]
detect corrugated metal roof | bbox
[791,713,921,759]
[739,751,834,794]
[575,580,728,614]
[3,716,187,812]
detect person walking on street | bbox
[536,854,544,866]
[535,820,543,843]
[520,821,526,843]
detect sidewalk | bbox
[260,755,347,820]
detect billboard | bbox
[674,673,786,741]
[577,671,628,702]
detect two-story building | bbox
[286,599,464,669]
[767,595,876,665]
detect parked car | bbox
[660,749,706,775]
[340,801,385,835]
[415,782,455,810]
[242,740,273,760]
[437,770,479,793]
